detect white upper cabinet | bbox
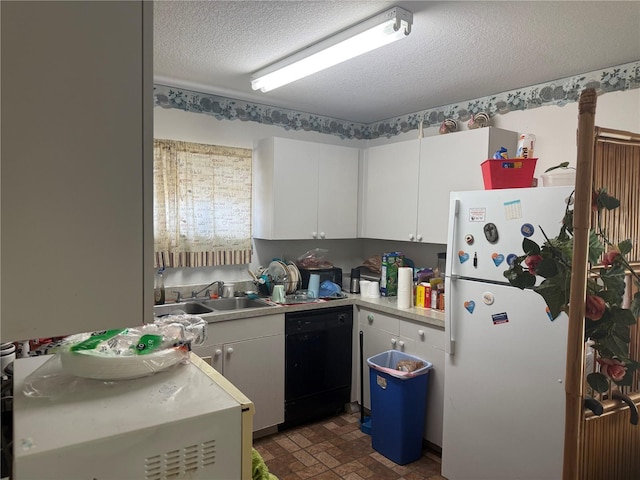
[417,127,518,244]
[253,137,359,240]
[360,128,517,243]
[360,139,421,241]
[1,1,153,342]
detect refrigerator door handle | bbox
[445,275,456,355]
[445,198,459,277]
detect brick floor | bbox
[253,412,444,480]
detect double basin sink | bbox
[153,296,274,317]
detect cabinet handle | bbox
[391,338,397,346]
[418,329,425,337]
[408,233,415,241]
[214,349,222,356]
[398,340,405,350]
[226,347,234,355]
[367,314,374,322]
[320,231,325,238]
[417,234,423,242]
[312,231,318,238]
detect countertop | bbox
[175,294,444,329]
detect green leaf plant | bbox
[503,186,640,394]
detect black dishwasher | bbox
[281,306,353,430]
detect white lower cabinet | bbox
[192,314,285,432]
[358,307,445,448]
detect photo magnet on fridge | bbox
[491,312,509,325]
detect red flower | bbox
[602,247,620,266]
[597,358,627,382]
[524,255,543,275]
[585,295,606,321]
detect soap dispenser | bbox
[154,268,166,305]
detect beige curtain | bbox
[592,128,640,262]
[153,139,252,267]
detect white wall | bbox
[154,89,640,290]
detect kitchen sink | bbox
[153,302,214,317]
[199,297,274,311]
[153,297,274,316]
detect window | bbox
[153,139,252,267]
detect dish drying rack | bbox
[251,260,301,296]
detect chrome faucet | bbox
[191,280,224,299]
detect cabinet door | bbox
[400,321,445,448]
[317,144,359,239]
[1,1,153,342]
[417,127,517,244]
[358,309,400,409]
[191,343,224,373]
[271,138,319,239]
[223,335,285,431]
[361,140,420,241]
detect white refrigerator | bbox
[441,186,574,480]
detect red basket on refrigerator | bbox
[481,158,537,189]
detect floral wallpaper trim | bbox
[154,60,640,140]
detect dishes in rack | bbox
[266,260,288,293]
[286,261,301,294]
[266,260,303,295]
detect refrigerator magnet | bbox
[546,306,554,321]
[491,312,509,325]
[521,223,535,237]
[506,253,518,266]
[482,292,495,305]
[458,250,470,263]
[469,208,486,222]
[464,300,475,313]
[465,234,474,245]
[483,223,499,243]
[491,253,504,266]
[503,199,522,220]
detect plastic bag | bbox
[318,280,341,298]
[361,255,382,274]
[296,248,333,268]
[23,315,207,396]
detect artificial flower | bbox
[585,295,606,321]
[597,358,627,382]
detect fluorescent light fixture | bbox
[250,6,413,92]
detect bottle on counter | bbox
[154,268,166,305]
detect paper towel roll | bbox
[359,280,371,297]
[397,267,413,309]
[369,281,380,298]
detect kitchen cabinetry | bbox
[360,139,420,241]
[417,127,518,244]
[192,314,285,432]
[253,137,359,240]
[360,128,517,243]
[358,307,445,448]
[1,1,153,342]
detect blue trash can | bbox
[367,350,432,465]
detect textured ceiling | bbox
[154,1,640,124]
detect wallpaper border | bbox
[154,60,640,140]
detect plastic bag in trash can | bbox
[367,350,432,379]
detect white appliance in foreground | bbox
[13,353,254,480]
[442,186,573,480]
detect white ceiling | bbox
[154,1,640,124]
